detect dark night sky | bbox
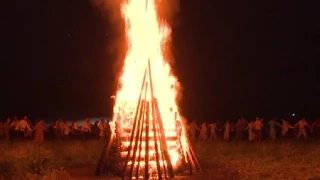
[1,0,319,122]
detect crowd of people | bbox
[186,117,320,142]
[0,116,112,143]
[1,116,320,143]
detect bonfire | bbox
[96,0,201,179]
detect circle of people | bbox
[0,116,112,143]
[1,116,320,143]
[185,117,320,142]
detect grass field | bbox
[0,140,319,180]
[193,140,320,180]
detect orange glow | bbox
[112,0,190,174]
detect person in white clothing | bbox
[199,122,208,140]
[224,121,230,141]
[59,119,65,137]
[63,121,71,140]
[15,116,32,140]
[295,118,309,139]
[208,122,220,140]
[281,119,293,137]
[98,119,106,140]
[82,118,91,140]
[245,120,255,141]
[71,120,79,139]
[188,121,199,141]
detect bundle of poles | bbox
[95,59,201,179]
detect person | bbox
[188,121,199,141]
[267,118,282,140]
[208,122,220,140]
[105,119,112,142]
[33,120,47,143]
[199,122,208,140]
[253,117,263,142]
[281,119,293,138]
[3,118,11,141]
[82,118,91,140]
[59,119,65,137]
[223,120,230,141]
[235,117,247,141]
[92,121,100,139]
[295,118,309,139]
[98,119,106,140]
[310,119,320,139]
[25,118,34,140]
[15,116,32,140]
[63,120,70,140]
[245,119,255,141]
[70,120,79,139]
[53,119,60,139]
[10,117,19,139]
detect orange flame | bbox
[112,0,190,170]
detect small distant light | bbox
[111,95,116,99]
[292,113,295,116]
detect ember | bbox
[96,0,201,179]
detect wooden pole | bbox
[135,107,145,179]
[151,100,162,179]
[128,99,146,179]
[135,81,148,179]
[144,101,150,179]
[122,68,147,179]
[147,59,175,178]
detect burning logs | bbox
[95,60,201,179]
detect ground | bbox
[1,139,320,180]
[67,162,239,180]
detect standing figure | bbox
[98,119,106,140]
[10,117,19,139]
[245,120,255,141]
[3,118,11,141]
[92,121,100,139]
[224,121,230,141]
[82,118,91,140]
[105,120,112,142]
[188,121,199,141]
[267,118,282,140]
[199,122,208,140]
[33,120,47,143]
[281,119,293,138]
[63,121,70,140]
[25,118,34,140]
[209,122,220,140]
[15,116,32,141]
[295,118,309,139]
[53,119,60,139]
[253,117,263,142]
[235,117,248,141]
[71,120,79,139]
[59,119,65,137]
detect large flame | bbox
[112,0,189,170]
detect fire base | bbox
[95,61,201,179]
